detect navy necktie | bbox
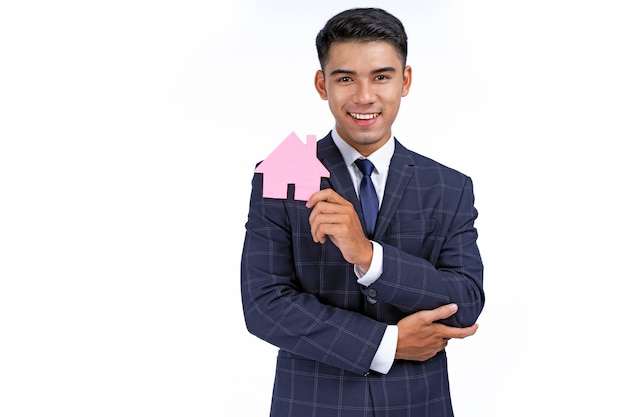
[354,158,378,238]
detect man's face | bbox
[315,41,412,156]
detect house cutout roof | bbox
[255,132,330,201]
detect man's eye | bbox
[339,77,351,82]
[374,75,389,81]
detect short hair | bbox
[315,8,408,71]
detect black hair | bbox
[315,8,408,71]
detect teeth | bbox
[350,113,379,120]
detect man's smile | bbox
[349,112,381,120]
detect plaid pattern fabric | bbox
[270,350,454,417]
[241,133,484,416]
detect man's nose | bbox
[353,82,375,104]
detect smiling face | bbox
[315,40,412,156]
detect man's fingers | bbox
[423,304,479,339]
[426,303,459,322]
[440,323,479,340]
[306,189,348,208]
[308,189,359,245]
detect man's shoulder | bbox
[394,139,469,180]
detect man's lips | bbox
[349,112,381,120]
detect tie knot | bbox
[355,158,375,177]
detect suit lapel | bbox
[374,139,416,240]
[317,134,364,221]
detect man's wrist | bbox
[355,241,383,285]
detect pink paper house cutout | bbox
[255,132,330,201]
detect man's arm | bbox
[306,180,484,328]
[306,188,480,363]
[241,173,387,376]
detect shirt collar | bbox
[330,128,395,174]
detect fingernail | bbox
[449,304,458,313]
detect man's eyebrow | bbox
[328,67,398,76]
[371,67,398,74]
[329,69,357,76]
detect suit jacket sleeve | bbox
[240,171,387,376]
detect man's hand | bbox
[306,189,372,269]
[396,304,478,362]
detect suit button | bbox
[368,288,377,297]
[366,296,377,304]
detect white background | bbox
[1,1,625,416]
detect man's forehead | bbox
[325,41,404,72]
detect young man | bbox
[241,8,484,417]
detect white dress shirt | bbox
[330,129,398,374]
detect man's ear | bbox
[401,65,412,97]
[314,70,328,100]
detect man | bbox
[241,7,484,417]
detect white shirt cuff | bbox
[369,325,398,374]
[355,241,383,286]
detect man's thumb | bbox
[434,303,458,321]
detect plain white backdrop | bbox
[1,1,625,416]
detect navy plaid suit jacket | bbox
[241,133,484,416]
